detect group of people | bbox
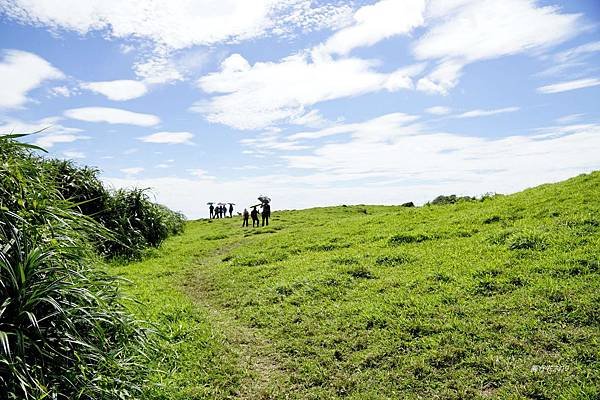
[208,196,271,227]
[209,203,234,219]
[241,203,270,227]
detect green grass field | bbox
[112,172,599,399]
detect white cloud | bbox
[48,85,75,97]
[133,56,185,84]
[322,0,425,55]
[139,131,194,144]
[120,167,144,176]
[62,150,85,159]
[0,116,87,148]
[281,114,600,194]
[414,0,582,94]
[0,49,64,108]
[289,112,420,141]
[455,107,520,119]
[119,44,135,54]
[555,114,584,124]
[192,0,584,128]
[1,0,354,83]
[194,52,423,129]
[537,78,600,94]
[554,40,600,64]
[425,106,452,115]
[81,80,148,101]
[64,107,160,126]
[35,134,82,148]
[416,59,463,95]
[188,168,207,176]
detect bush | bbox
[0,133,185,398]
[507,230,549,251]
[428,194,476,206]
[98,189,185,259]
[43,159,109,217]
[0,222,148,400]
[389,232,432,245]
[42,159,185,260]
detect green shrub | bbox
[0,133,184,398]
[389,232,432,245]
[507,230,549,251]
[98,188,185,259]
[428,194,476,205]
[0,222,148,399]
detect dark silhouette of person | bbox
[251,207,259,227]
[219,205,223,218]
[229,203,234,218]
[261,202,271,226]
[209,204,214,219]
[242,208,249,227]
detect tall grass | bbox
[0,133,184,398]
[0,221,148,399]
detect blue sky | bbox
[1,0,599,218]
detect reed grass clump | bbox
[0,133,184,398]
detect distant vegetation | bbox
[0,133,184,399]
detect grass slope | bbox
[113,172,599,399]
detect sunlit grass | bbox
[118,171,599,399]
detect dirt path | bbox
[182,239,293,399]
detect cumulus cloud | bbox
[415,0,582,94]
[194,52,423,129]
[81,80,148,101]
[193,0,584,129]
[64,107,160,126]
[537,78,600,94]
[455,107,520,119]
[138,131,194,144]
[0,0,354,83]
[0,49,64,108]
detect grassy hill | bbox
[113,172,599,399]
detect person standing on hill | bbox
[209,204,214,219]
[251,206,259,227]
[229,203,234,218]
[242,208,249,227]
[261,202,271,226]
